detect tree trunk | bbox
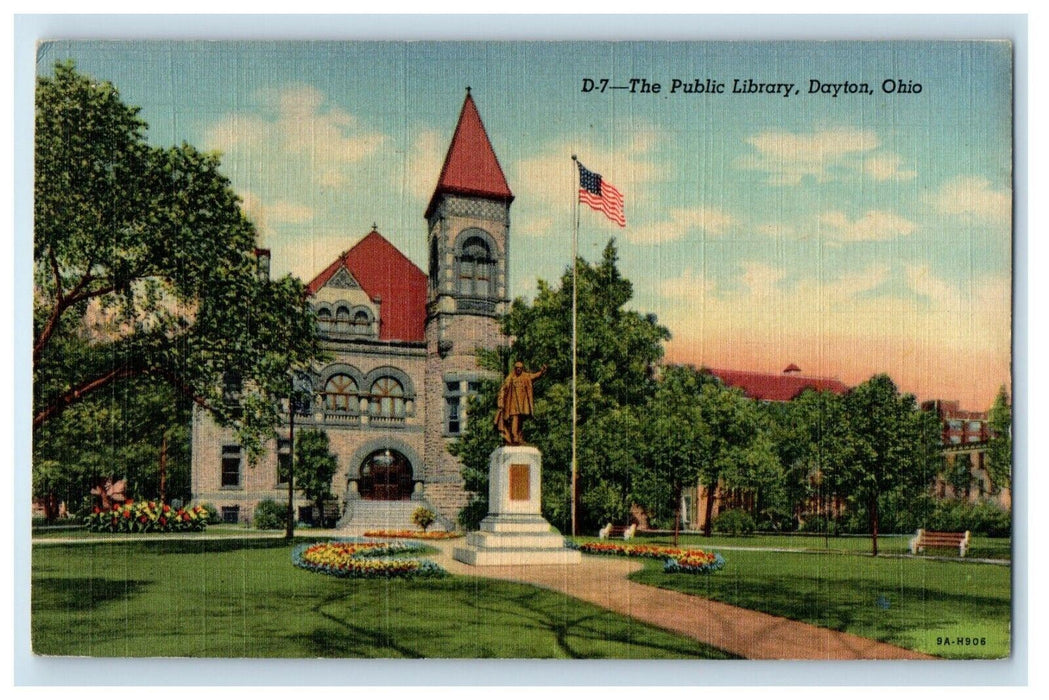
[703,477,717,537]
[870,496,879,556]
[159,433,168,505]
[673,483,682,546]
[42,492,59,524]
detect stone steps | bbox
[336,499,453,532]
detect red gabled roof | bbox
[706,368,849,402]
[306,230,427,342]
[425,90,513,219]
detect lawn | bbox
[628,546,1011,659]
[586,532,1011,561]
[32,539,733,659]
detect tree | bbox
[768,389,852,530]
[34,62,321,465]
[840,375,941,555]
[294,429,339,527]
[949,452,974,499]
[986,385,1012,493]
[452,241,670,532]
[32,376,193,522]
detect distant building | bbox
[921,399,1010,508]
[680,364,849,531]
[191,91,513,529]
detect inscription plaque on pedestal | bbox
[509,464,530,501]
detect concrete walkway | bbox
[427,540,934,660]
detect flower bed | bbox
[574,541,725,575]
[292,538,446,579]
[362,529,463,540]
[84,502,210,533]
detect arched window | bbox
[457,236,494,297]
[324,374,359,413]
[370,376,406,418]
[351,309,371,335]
[335,305,350,332]
[429,236,440,289]
[316,307,333,331]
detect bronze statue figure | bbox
[495,362,547,445]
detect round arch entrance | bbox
[358,449,413,501]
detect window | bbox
[444,377,482,435]
[277,438,291,485]
[335,305,350,332]
[351,309,371,335]
[221,445,241,487]
[458,236,494,297]
[316,307,333,332]
[221,505,240,524]
[446,397,461,434]
[324,374,359,413]
[371,377,406,418]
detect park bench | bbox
[909,529,970,557]
[598,523,638,540]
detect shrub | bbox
[196,502,223,525]
[798,515,840,536]
[253,499,287,530]
[927,499,1011,537]
[712,508,756,536]
[84,501,209,533]
[458,498,488,531]
[412,506,436,532]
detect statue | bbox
[494,362,547,445]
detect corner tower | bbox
[423,90,513,519]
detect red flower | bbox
[126,499,134,505]
[112,504,120,511]
[138,515,147,523]
[149,501,156,509]
[92,507,100,514]
[159,517,167,525]
[162,505,171,513]
[123,510,132,518]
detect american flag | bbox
[577,161,625,227]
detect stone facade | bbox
[190,92,514,529]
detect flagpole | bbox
[570,155,579,538]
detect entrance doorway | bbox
[359,449,413,500]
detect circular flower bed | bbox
[362,529,463,540]
[574,541,725,575]
[84,501,210,533]
[292,538,446,579]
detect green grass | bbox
[628,547,1011,659]
[32,539,734,659]
[584,532,1011,560]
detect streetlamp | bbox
[286,370,314,540]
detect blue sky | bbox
[37,40,1012,408]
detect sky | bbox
[36,40,1013,410]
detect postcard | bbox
[30,38,1013,664]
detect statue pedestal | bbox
[453,445,581,566]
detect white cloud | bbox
[626,207,736,245]
[928,176,1011,221]
[818,209,917,242]
[659,268,715,300]
[404,129,445,200]
[204,84,385,190]
[238,191,315,236]
[739,128,880,184]
[862,154,917,181]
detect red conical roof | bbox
[425,91,513,219]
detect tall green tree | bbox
[840,375,941,555]
[294,429,340,527]
[949,452,974,499]
[452,241,670,532]
[34,62,321,466]
[986,385,1012,493]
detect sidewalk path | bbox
[428,540,934,660]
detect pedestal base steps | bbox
[452,445,581,566]
[453,514,582,565]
